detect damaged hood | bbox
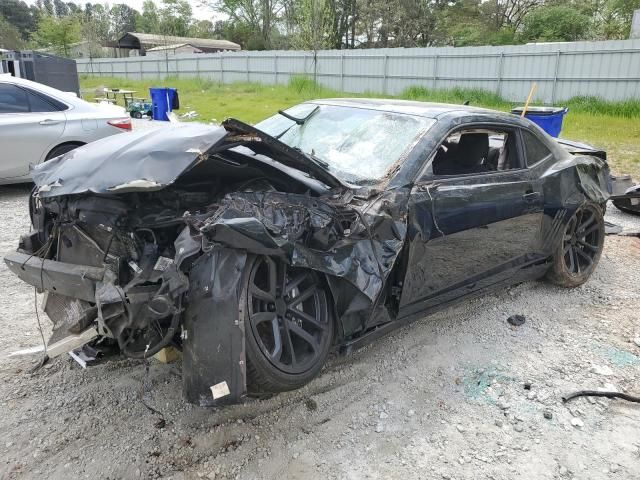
[33,120,345,198]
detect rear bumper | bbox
[4,250,104,302]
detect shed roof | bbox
[119,32,241,51]
[146,43,203,52]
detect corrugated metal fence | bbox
[77,39,640,103]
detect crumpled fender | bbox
[194,191,407,302]
[182,248,248,406]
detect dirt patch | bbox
[1,185,639,479]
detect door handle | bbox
[522,191,541,203]
[39,119,61,125]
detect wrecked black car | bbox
[5,99,611,406]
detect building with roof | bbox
[146,43,204,56]
[117,33,241,56]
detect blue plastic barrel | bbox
[511,106,568,137]
[149,87,173,121]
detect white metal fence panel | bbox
[77,39,640,103]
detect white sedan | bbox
[0,75,133,184]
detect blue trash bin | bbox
[149,87,175,121]
[511,106,568,137]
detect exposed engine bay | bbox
[7,120,407,405]
[22,168,359,360]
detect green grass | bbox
[80,75,640,178]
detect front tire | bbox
[546,203,605,287]
[242,256,334,395]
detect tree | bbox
[597,0,640,39]
[0,15,25,49]
[82,3,111,58]
[159,0,193,36]
[32,14,82,56]
[207,0,282,48]
[53,0,70,17]
[480,0,543,31]
[83,3,110,42]
[0,0,39,40]
[189,19,216,38]
[521,5,591,42]
[136,0,160,33]
[292,0,335,50]
[110,4,138,38]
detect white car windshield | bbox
[255,103,435,185]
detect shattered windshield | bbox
[255,103,435,185]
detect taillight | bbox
[107,118,132,131]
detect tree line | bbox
[1,0,639,56]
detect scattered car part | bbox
[610,174,634,196]
[562,390,640,404]
[507,315,526,326]
[611,183,640,216]
[604,221,623,235]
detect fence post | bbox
[221,54,225,84]
[383,54,389,94]
[551,50,561,105]
[110,61,114,78]
[246,55,250,82]
[274,54,278,84]
[496,52,504,97]
[433,54,439,90]
[196,56,200,78]
[124,59,128,80]
[340,52,345,92]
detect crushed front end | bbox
[5,122,409,406]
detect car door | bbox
[398,123,544,317]
[0,83,66,178]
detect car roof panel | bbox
[305,98,505,119]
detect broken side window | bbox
[431,127,521,176]
[522,130,552,166]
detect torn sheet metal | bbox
[612,184,640,216]
[194,189,407,306]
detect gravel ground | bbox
[1,182,639,480]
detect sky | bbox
[23,0,217,21]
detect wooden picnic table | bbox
[104,89,137,107]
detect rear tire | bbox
[45,143,82,161]
[242,256,334,395]
[132,111,143,119]
[545,203,605,288]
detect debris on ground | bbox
[507,314,526,326]
[563,390,640,404]
[570,417,585,429]
[604,221,623,235]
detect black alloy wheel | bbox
[546,203,604,287]
[562,204,602,275]
[247,256,331,376]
